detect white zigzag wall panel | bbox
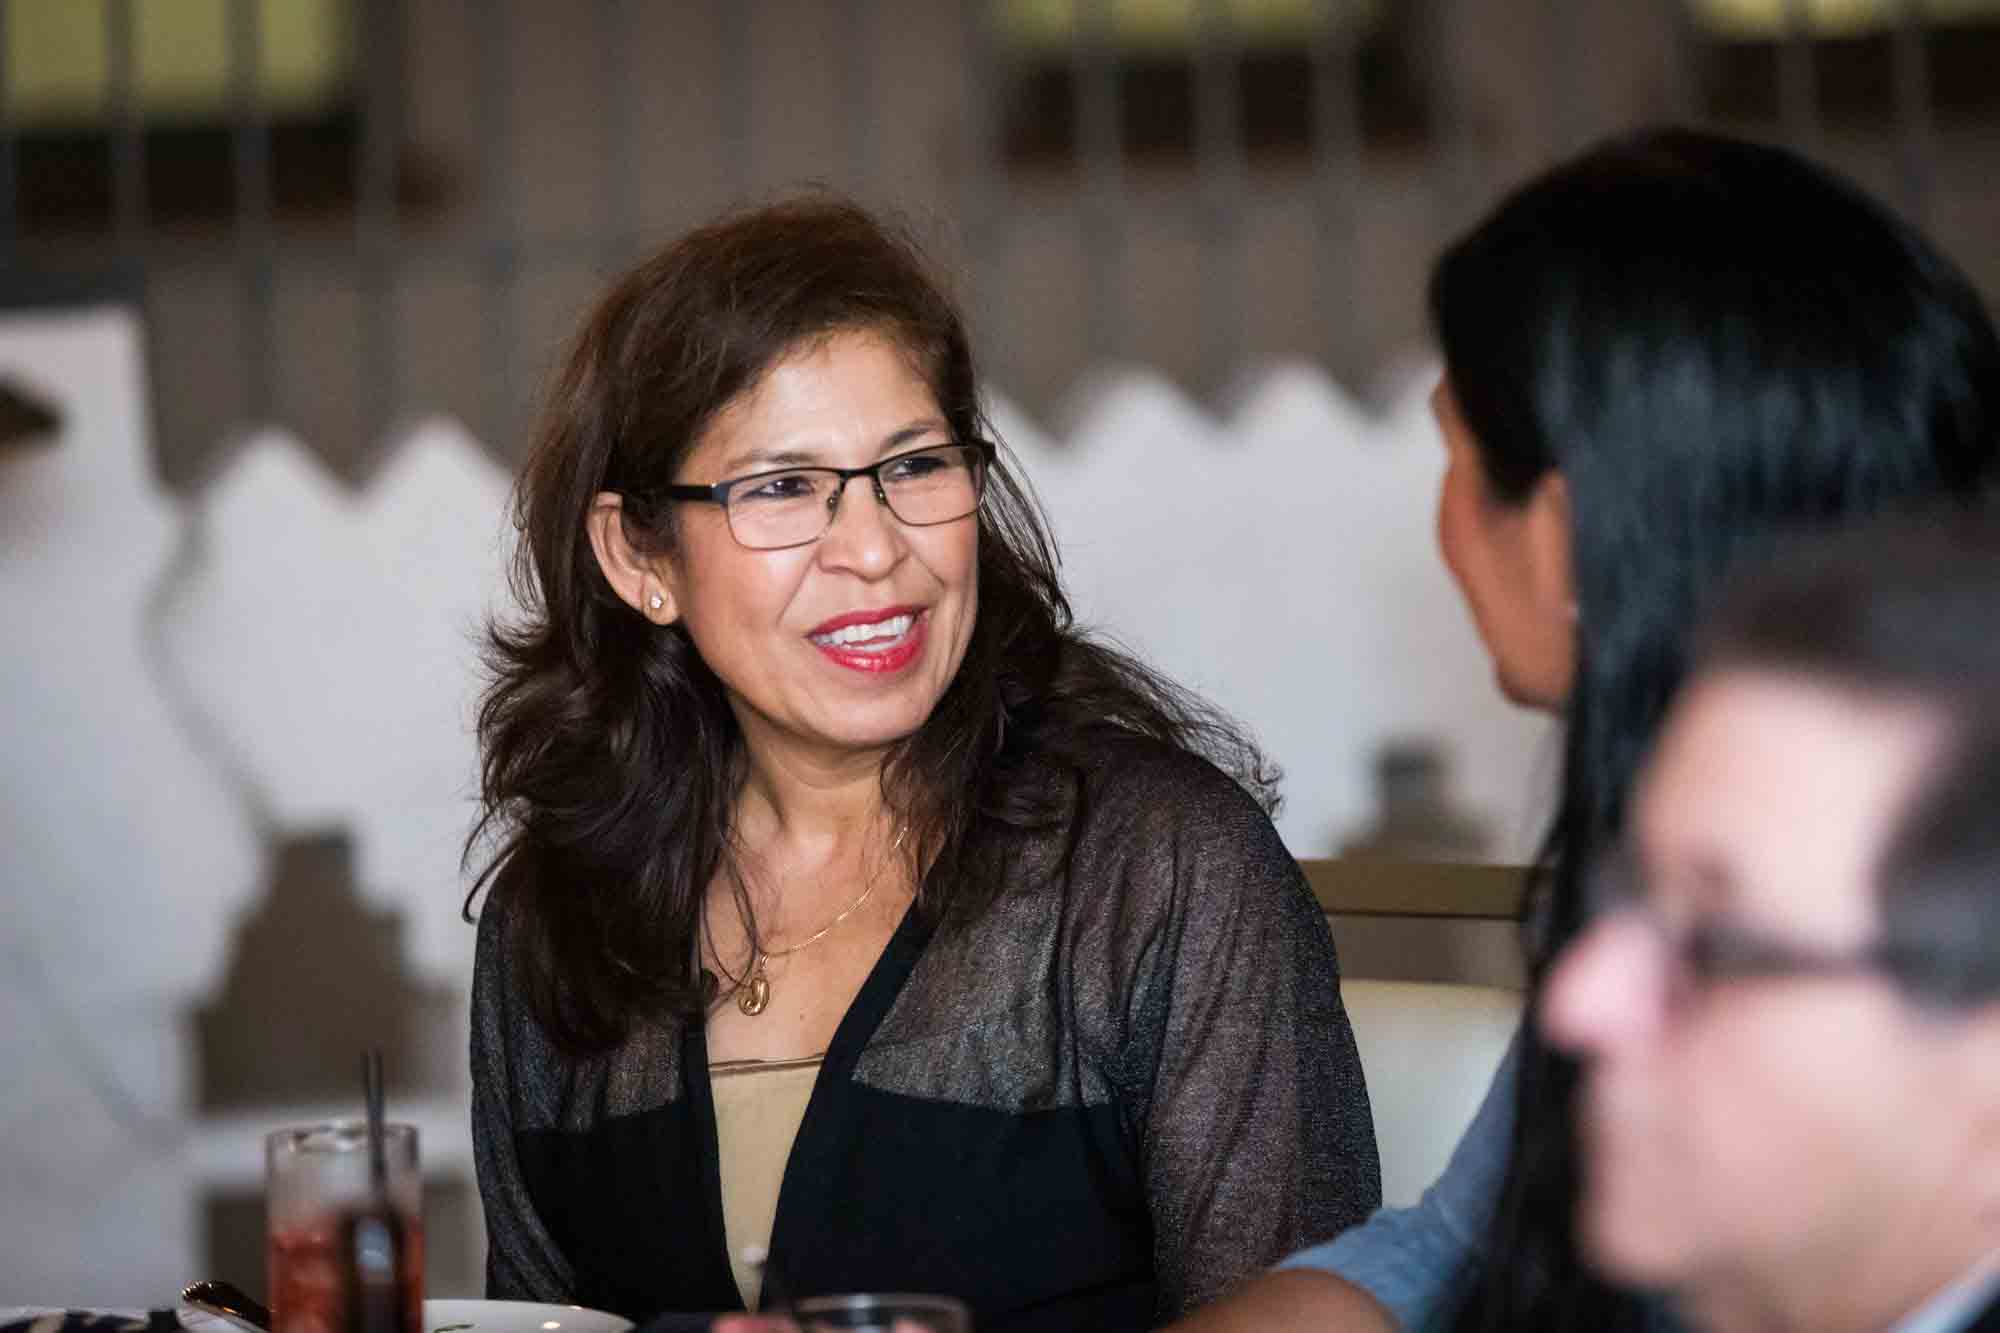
[0,307,263,1303]
[996,364,1555,861]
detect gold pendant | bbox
[738,956,770,1016]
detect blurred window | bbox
[1688,0,2000,122]
[4,0,352,130]
[992,0,1430,166]
[0,0,419,232]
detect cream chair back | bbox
[1340,979,1522,1208]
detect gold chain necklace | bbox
[737,823,907,1017]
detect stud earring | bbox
[648,593,664,612]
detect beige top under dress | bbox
[710,1055,823,1310]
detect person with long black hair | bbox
[1172,127,2000,1332]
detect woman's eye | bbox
[742,472,819,502]
[884,451,949,483]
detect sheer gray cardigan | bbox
[471,736,1380,1331]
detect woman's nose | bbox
[816,473,903,575]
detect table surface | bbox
[1,1312,716,1333]
[2,1313,178,1333]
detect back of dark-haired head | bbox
[1698,510,2000,1010]
[468,195,1274,1053]
[1434,128,2000,1332]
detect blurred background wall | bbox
[2,0,1996,1309]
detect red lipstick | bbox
[807,605,928,675]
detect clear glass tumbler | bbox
[793,1293,971,1333]
[265,1121,423,1333]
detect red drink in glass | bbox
[266,1123,423,1333]
[268,1214,425,1333]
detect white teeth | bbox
[815,613,914,647]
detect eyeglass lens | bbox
[1587,848,1883,997]
[726,444,986,549]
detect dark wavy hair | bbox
[466,195,1276,1054]
[1433,129,2000,1331]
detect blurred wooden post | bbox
[1304,858,1530,990]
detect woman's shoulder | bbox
[1067,723,1250,790]
[471,881,511,975]
[1070,728,1285,851]
[1022,729,1307,935]
[470,877,532,995]
[470,878,691,1121]
[470,881,551,1055]
[999,730,1332,1059]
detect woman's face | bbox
[1432,376,1576,712]
[655,329,981,769]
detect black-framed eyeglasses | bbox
[643,439,996,551]
[1585,849,1910,1011]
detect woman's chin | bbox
[1494,665,1565,715]
[787,702,937,760]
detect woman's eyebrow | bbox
[879,419,952,452]
[714,446,821,475]
[715,419,951,475]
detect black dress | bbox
[471,736,1380,1331]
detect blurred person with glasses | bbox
[465,197,1379,1332]
[1170,127,2000,1333]
[1542,511,2000,1333]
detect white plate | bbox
[423,1301,633,1333]
[176,1297,633,1333]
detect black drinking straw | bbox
[347,1048,408,1333]
[363,1048,387,1203]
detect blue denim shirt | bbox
[1279,1031,1520,1331]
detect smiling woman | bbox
[463,196,1380,1333]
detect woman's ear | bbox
[586,492,679,623]
[1522,469,1578,701]
[1525,470,1576,626]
